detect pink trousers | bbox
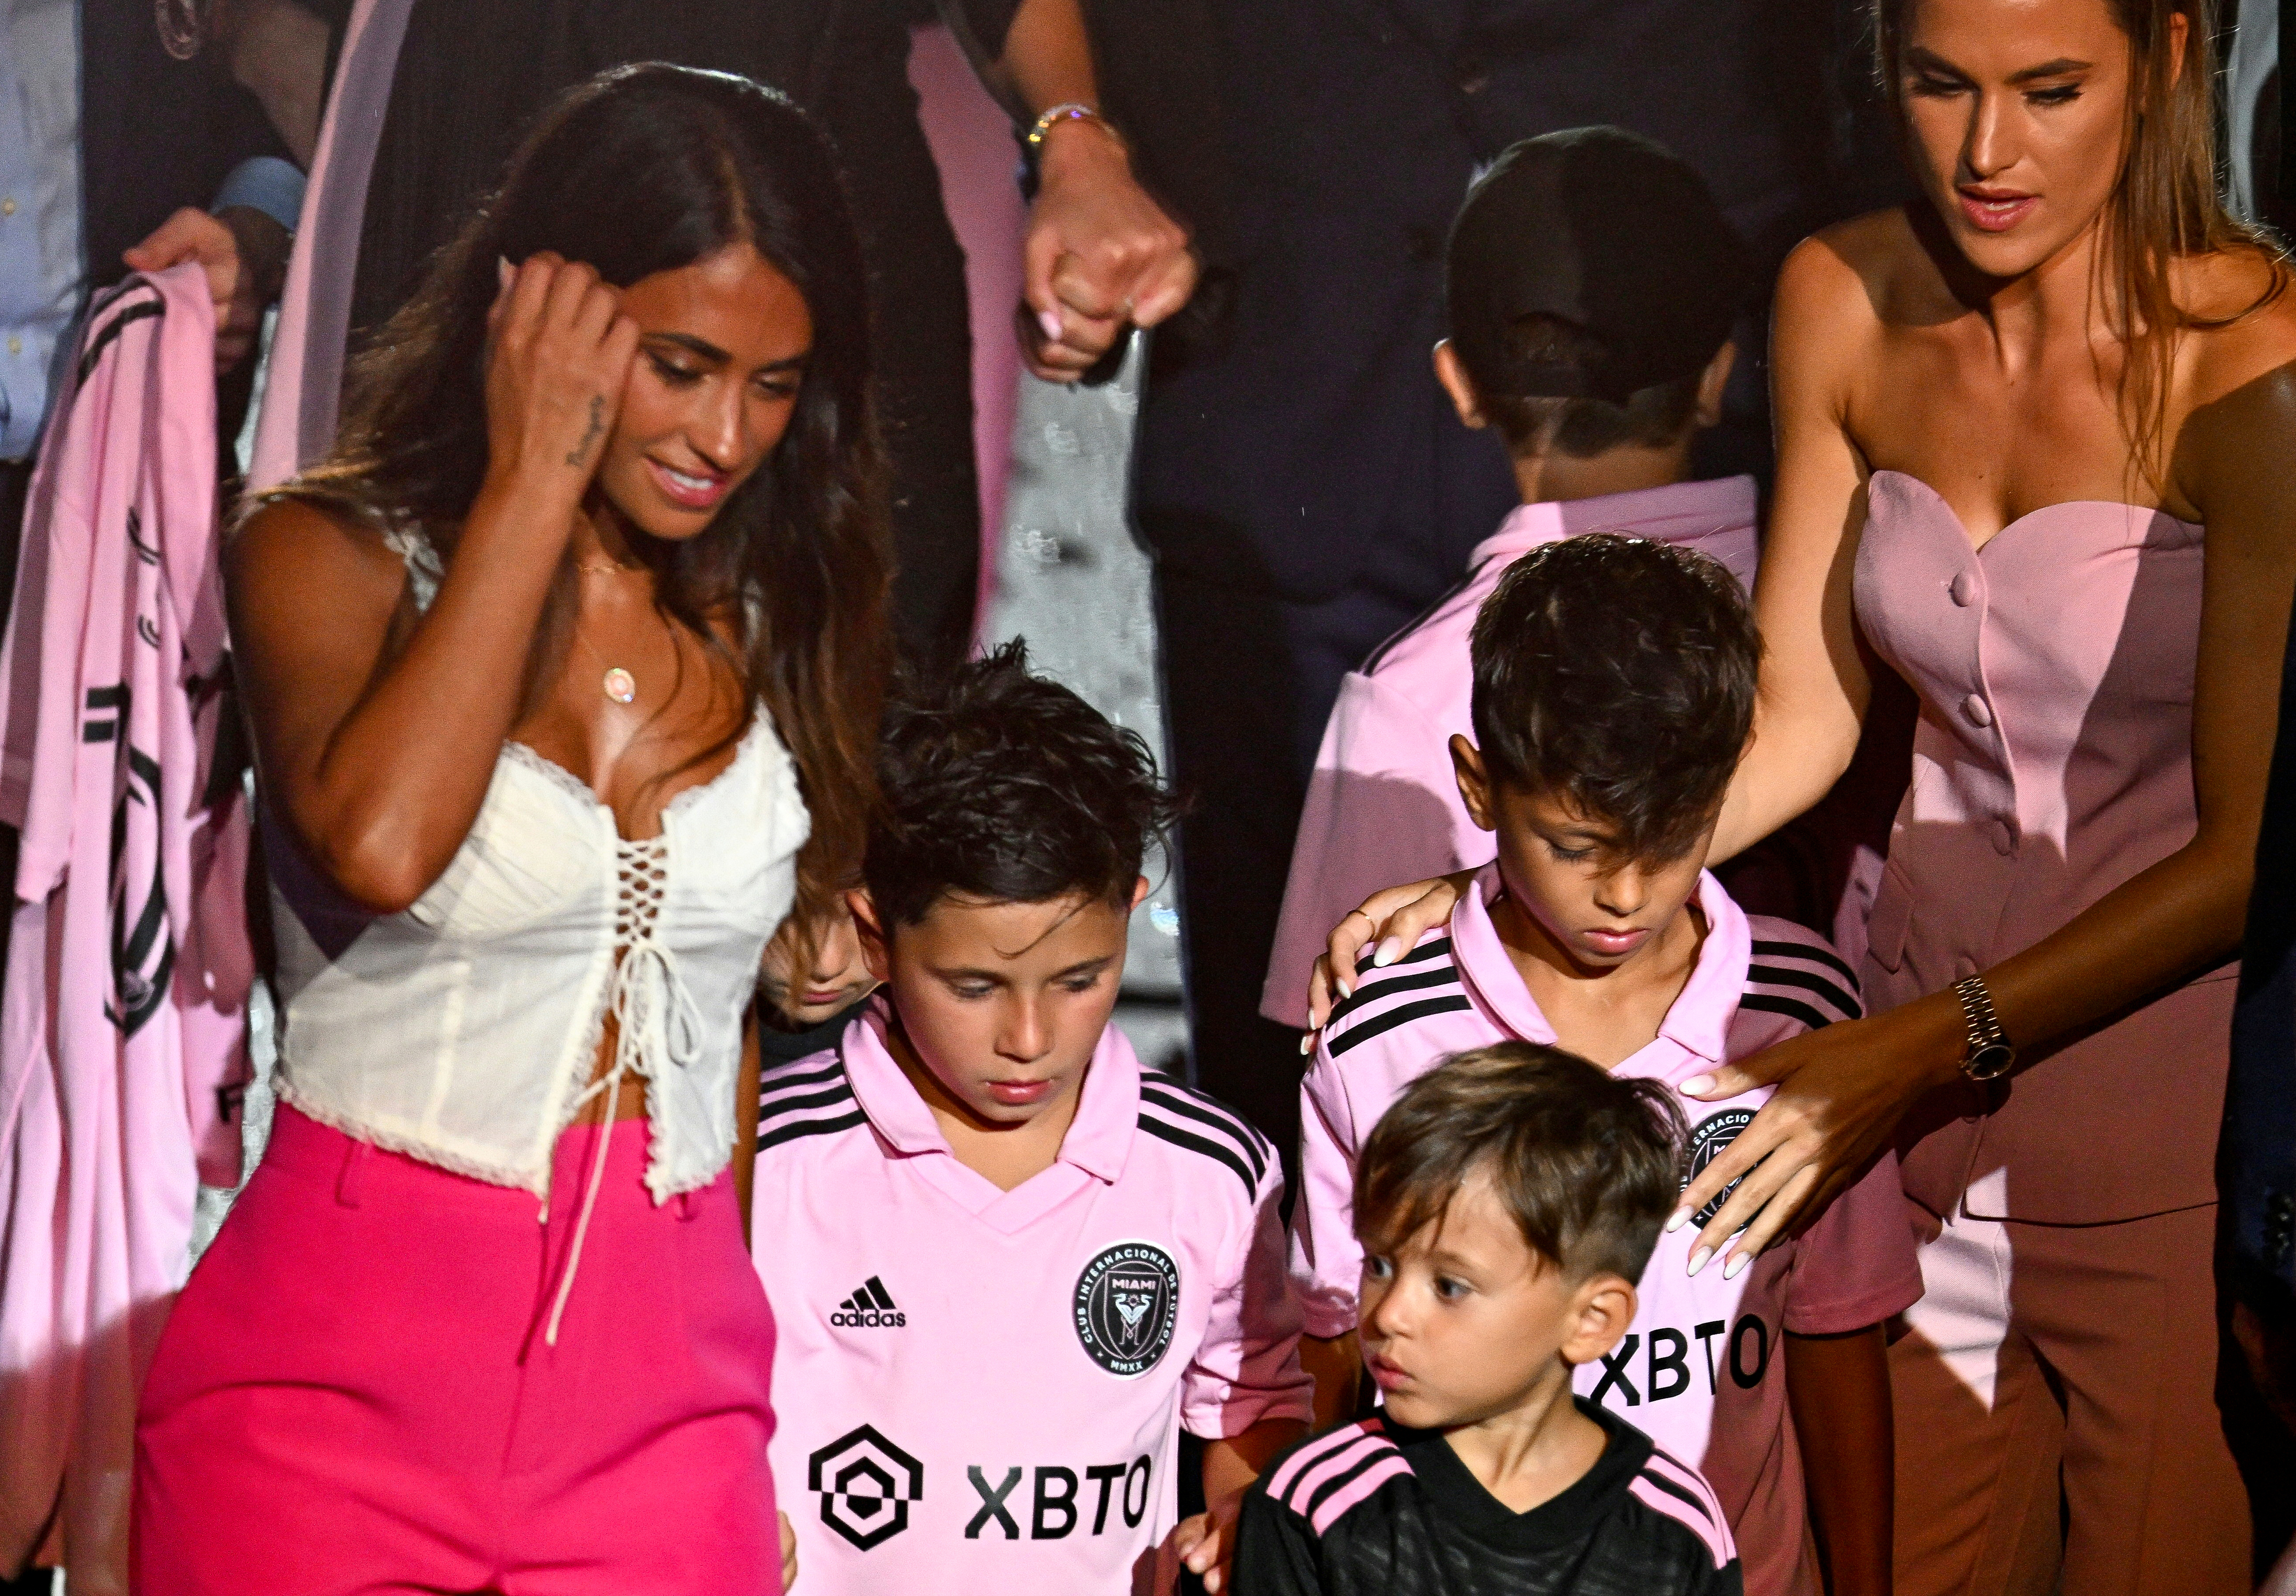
[133,1105,778,1594]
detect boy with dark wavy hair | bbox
[1291,538,1917,1596]
[751,642,1311,1596]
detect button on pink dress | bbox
[1853,468,2233,1223]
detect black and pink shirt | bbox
[1235,1402,1741,1596]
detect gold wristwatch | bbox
[1952,975,2016,1082]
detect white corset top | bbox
[266,531,808,1220]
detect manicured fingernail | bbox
[497,255,513,287]
[1299,1033,1314,1056]
[1723,1251,1749,1281]
[1687,1246,1712,1277]
[1334,976,1353,999]
[1682,1075,1715,1096]
[1373,938,1400,967]
[1038,307,1063,342]
[1664,1205,1692,1233]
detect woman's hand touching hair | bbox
[482,251,641,505]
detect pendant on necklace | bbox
[601,667,637,705]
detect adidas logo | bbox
[829,1276,906,1329]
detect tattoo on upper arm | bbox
[567,395,605,468]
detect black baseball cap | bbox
[1447,127,1751,404]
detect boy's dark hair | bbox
[1476,317,1705,458]
[1469,532,1758,861]
[1355,1042,1685,1284]
[1444,128,1748,462]
[864,639,1182,927]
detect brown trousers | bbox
[1889,1197,2250,1596]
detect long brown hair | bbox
[260,64,893,933]
[1874,0,2286,482]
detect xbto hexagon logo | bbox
[807,1424,924,1550]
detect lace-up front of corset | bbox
[264,530,811,1226]
[542,833,713,1342]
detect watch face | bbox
[1964,1041,2016,1082]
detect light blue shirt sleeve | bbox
[0,0,85,461]
[212,155,306,237]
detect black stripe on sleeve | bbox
[1301,1444,1396,1520]
[756,1083,860,1121]
[1325,961,1466,1028]
[1137,1115,1257,1197]
[77,294,164,384]
[1738,992,1836,1032]
[1327,994,1475,1057]
[1140,1082,1269,1182]
[759,1058,848,1099]
[757,1106,867,1152]
[1351,936,1456,977]
[1750,938,1859,987]
[1634,1466,1719,1527]
[1746,964,1863,1020]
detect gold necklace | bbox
[574,556,647,704]
[573,628,637,705]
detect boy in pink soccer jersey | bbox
[1292,537,1918,1596]
[1237,1045,1741,1596]
[1261,127,1760,1027]
[751,643,1312,1596]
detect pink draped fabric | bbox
[0,265,253,1592]
[907,22,1025,628]
[248,0,412,491]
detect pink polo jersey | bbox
[1262,477,1759,1028]
[1293,866,1921,1596]
[752,1001,1313,1595]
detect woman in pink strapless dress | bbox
[1671,1,2296,1589]
[1308,0,2296,1590]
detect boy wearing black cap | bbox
[1262,126,1762,1035]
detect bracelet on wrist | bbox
[1026,102,1128,162]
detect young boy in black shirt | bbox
[1233,1044,1740,1596]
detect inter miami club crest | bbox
[1684,1109,1756,1226]
[808,1424,924,1550]
[1073,1242,1180,1377]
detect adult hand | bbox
[482,252,639,505]
[1304,872,1475,1034]
[1671,997,1964,1272]
[1174,1500,1241,1594]
[1019,120,1194,381]
[779,1509,798,1590]
[122,205,289,373]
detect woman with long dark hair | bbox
[1310,1,2296,1588]
[131,64,889,1591]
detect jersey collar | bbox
[1449,862,1750,1076]
[1465,475,1759,575]
[839,997,1139,1184]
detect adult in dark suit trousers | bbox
[1133,0,1884,1144]
[2228,584,2296,1578]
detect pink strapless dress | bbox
[1853,469,2235,1223]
